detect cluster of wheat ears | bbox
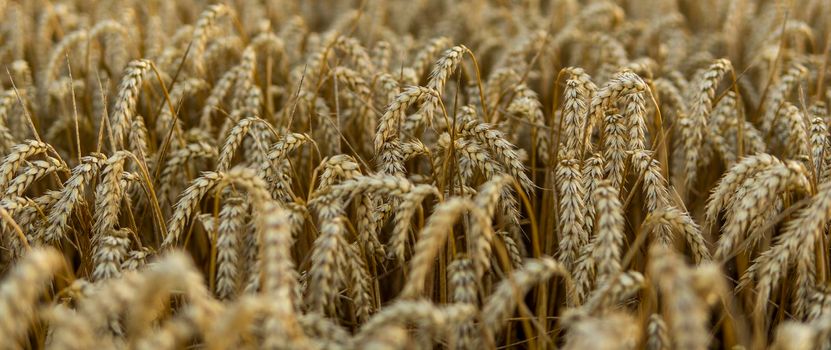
[2,0,831,349]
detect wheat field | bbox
[0,0,830,349]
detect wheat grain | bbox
[807,284,831,321]
[372,41,391,73]
[508,85,550,163]
[163,172,226,248]
[448,257,478,349]
[810,116,827,180]
[411,37,453,80]
[355,300,475,347]
[199,67,240,132]
[468,174,520,278]
[216,117,270,172]
[742,182,831,317]
[306,216,347,314]
[589,71,647,153]
[455,118,534,194]
[775,102,810,159]
[561,72,594,157]
[336,36,375,77]
[375,86,436,153]
[346,241,374,321]
[582,153,605,235]
[257,201,309,347]
[91,151,133,281]
[496,231,523,269]
[91,228,132,281]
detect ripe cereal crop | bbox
[1,0,831,349]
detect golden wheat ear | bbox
[649,245,712,350]
[0,248,65,346]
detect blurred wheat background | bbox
[0,0,829,349]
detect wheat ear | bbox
[648,245,711,350]
[215,194,248,300]
[43,153,107,244]
[642,207,711,263]
[0,248,64,346]
[602,112,627,190]
[482,257,572,338]
[110,59,152,149]
[91,151,133,281]
[4,157,65,198]
[354,300,476,347]
[561,311,640,350]
[556,158,588,270]
[390,184,441,263]
[0,140,49,195]
[704,153,780,229]
[449,257,478,349]
[591,181,626,283]
[714,161,810,260]
[647,314,671,350]
[399,198,490,299]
